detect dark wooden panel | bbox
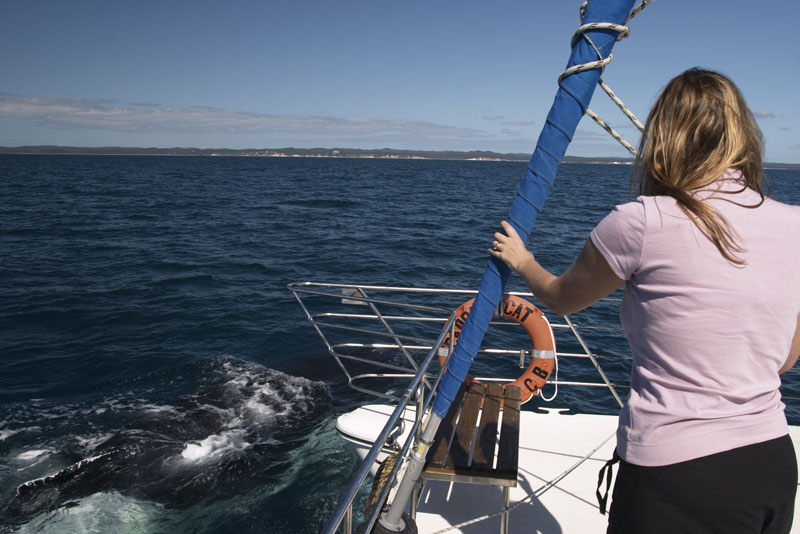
[471,382,502,469]
[446,382,485,469]
[496,386,521,475]
[423,382,520,487]
[426,382,467,468]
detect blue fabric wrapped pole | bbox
[433,0,636,418]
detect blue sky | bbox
[1,0,798,162]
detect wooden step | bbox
[424,382,521,487]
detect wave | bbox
[2,356,332,529]
[16,491,164,534]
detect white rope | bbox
[538,352,559,402]
[598,78,645,131]
[586,108,638,156]
[560,1,654,156]
[539,315,559,402]
[626,0,652,24]
[428,431,618,534]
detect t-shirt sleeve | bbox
[589,199,646,281]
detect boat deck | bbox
[342,406,800,533]
[415,409,617,533]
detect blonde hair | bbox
[633,68,766,264]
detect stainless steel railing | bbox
[317,308,456,534]
[288,282,630,534]
[288,282,628,401]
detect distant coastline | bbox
[0,145,626,164]
[1,145,798,169]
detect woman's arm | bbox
[779,313,800,375]
[490,221,624,316]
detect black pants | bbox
[607,435,797,534]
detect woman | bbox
[490,68,800,533]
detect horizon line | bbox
[0,145,798,168]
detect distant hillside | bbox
[562,155,633,164]
[0,145,531,161]
[0,145,626,163]
[1,146,797,169]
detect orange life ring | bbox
[439,295,555,404]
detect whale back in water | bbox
[6,356,332,523]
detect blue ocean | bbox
[2,155,799,533]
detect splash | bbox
[180,429,250,462]
[3,356,332,529]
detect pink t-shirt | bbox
[590,168,800,466]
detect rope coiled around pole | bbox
[562,0,653,156]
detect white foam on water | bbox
[13,448,57,472]
[91,391,154,415]
[222,363,321,425]
[245,389,279,419]
[140,403,178,414]
[18,490,164,534]
[180,429,250,462]
[15,449,53,461]
[0,428,22,441]
[74,433,114,452]
[2,425,42,440]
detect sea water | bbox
[1,155,799,533]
